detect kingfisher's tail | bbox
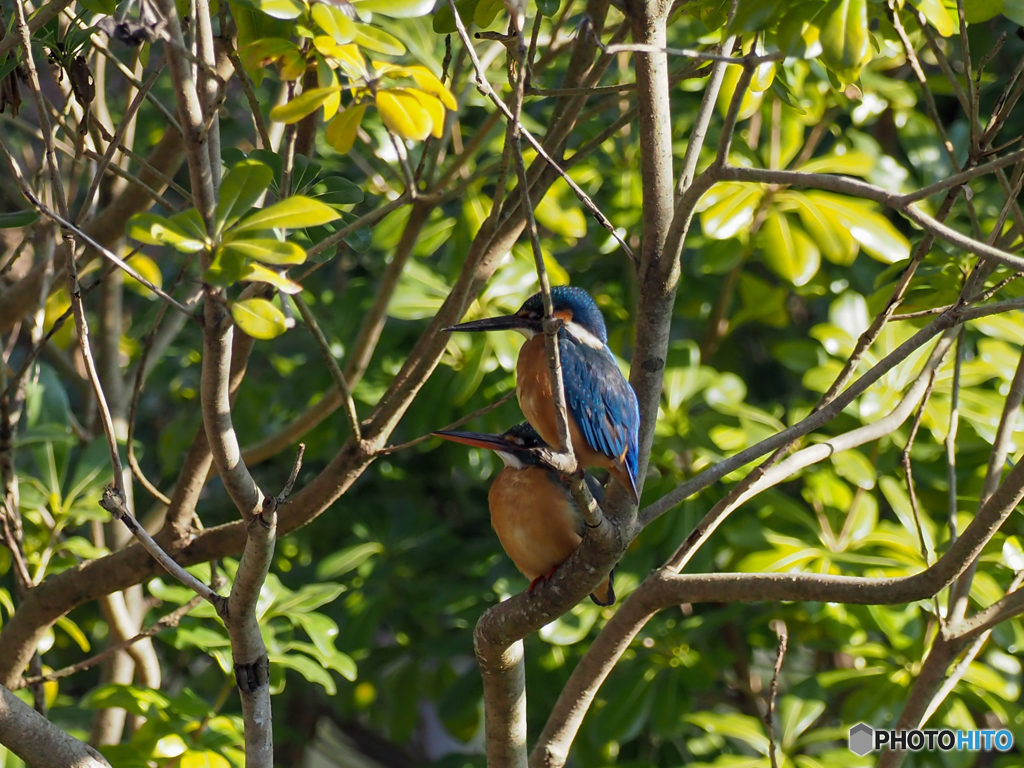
[589,568,616,606]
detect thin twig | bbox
[765,620,788,768]
[293,294,362,442]
[228,51,272,150]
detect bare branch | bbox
[0,685,111,767]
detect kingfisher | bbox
[435,422,614,605]
[446,286,641,504]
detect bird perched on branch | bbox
[435,422,614,606]
[446,286,641,504]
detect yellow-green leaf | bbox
[353,25,405,56]
[376,88,432,140]
[239,262,303,294]
[783,191,859,265]
[231,298,288,339]
[56,616,91,652]
[407,89,445,138]
[697,182,765,240]
[819,0,870,84]
[123,254,165,299]
[249,0,304,20]
[326,104,368,153]
[127,213,207,252]
[241,38,300,72]
[407,65,457,109]
[353,0,434,17]
[797,149,874,177]
[231,196,341,234]
[327,42,369,79]
[318,58,341,119]
[760,211,821,286]
[912,0,955,36]
[270,86,344,124]
[474,0,503,26]
[216,159,273,235]
[311,3,357,44]
[803,192,910,264]
[220,239,308,265]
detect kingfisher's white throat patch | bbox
[564,321,605,349]
[497,451,524,469]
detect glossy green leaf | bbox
[123,254,164,299]
[912,0,955,36]
[312,3,357,43]
[474,0,504,26]
[784,191,859,265]
[697,182,765,240]
[433,0,478,32]
[239,262,303,294]
[127,213,207,252]
[353,25,405,55]
[803,192,910,264]
[270,86,343,124]
[819,0,870,83]
[232,196,341,234]
[326,104,368,154]
[230,298,288,339]
[316,542,384,578]
[354,0,434,16]
[269,652,337,694]
[220,238,307,265]
[216,160,273,235]
[249,0,304,19]
[831,449,876,490]
[0,210,39,228]
[760,211,821,286]
[377,88,433,140]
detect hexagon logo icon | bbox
[849,723,874,756]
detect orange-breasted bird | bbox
[446,286,641,504]
[435,422,615,606]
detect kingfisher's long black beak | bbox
[443,314,527,333]
[432,430,511,452]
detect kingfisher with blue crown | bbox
[446,286,641,504]
[434,422,615,605]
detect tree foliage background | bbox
[1,0,1024,766]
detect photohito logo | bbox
[848,723,1014,755]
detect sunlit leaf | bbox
[912,0,955,36]
[239,262,303,294]
[803,192,910,264]
[697,182,765,240]
[230,298,288,339]
[353,25,405,55]
[326,104,368,153]
[760,211,821,286]
[249,0,305,20]
[122,254,164,299]
[407,89,445,137]
[216,159,274,235]
[353,0,434,16]
[784,190,859,265]
[232,196,341,234]
[376,88,432,140]
[819,0,870,84]
[127,213,207,252]
[318,57,341,119]
[312,3,357,43]
[270,86,343,124]
[220,239,307,265]
[406,65,457,110]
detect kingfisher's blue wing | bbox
[559,334,640,486]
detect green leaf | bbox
[311,3,357,43]
[316,542,384,578]
[353,25,405,55]
[803,192,910,264]
[376,89,432,140]
[818,0,870,84]
[239,262,303,294]
[474,0,504,26]
[230,298,288,339]
[785,191,859,265]
[81,684,171,716]
[249,0,304,19]
[760,211,821,286]
[777,2,824,57]
[1003,536,1024,571]
[537,0,559,15]
[216,160,274,236]
[232,196,341,234]
[831,449,876,490]
[221,238,307,265]
[271,582,345,615]
[354,0,434,17]
[687,711,770,755]
[269,652,337,694]
[1004,0,1024,25]
[270,86,344,124]
[697,182,765,240]
[912,0,955,36]
[127,213,207,252]
[291,612,340,657]
[433,0,479,33]
[123,254,164,299]
[56,615,91,652]
[205,247,247,287]
[312,175,363,206]
[0,210,39,228]
[798,149,874,176]
[326,104,369,154]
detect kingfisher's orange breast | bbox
[487,465,582,582]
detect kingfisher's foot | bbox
[527,567,561,594]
